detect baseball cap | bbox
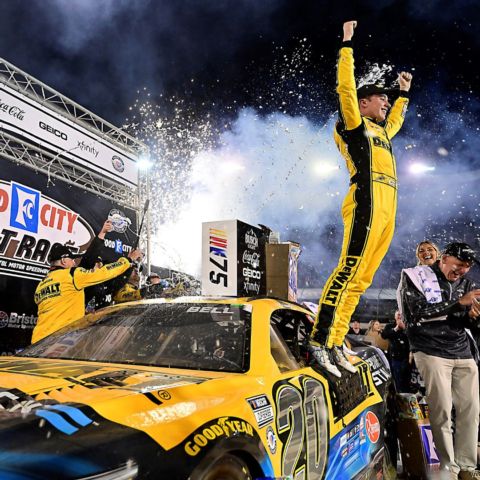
[48,244,83,264]
[357,84,392,100]
[443,242,480,265]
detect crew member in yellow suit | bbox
[309,20,412,377]
[33,244,142,343]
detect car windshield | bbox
[19,302,251,373]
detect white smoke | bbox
[150,108,348,275]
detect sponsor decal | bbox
[242,267,261,279]
[244,229,259,250]
[0,311,9,328]
[208,228,228,288]
[9,183,40,233]
[114,239,123,254]
[34,282,61,303]
[108,209,131,234]
[0,311,37,330]
[0,98,25,120]
[111,155,125,173]
[363,353,390,387]
[0,389,93,435]
[243,277,260,295]
[184,417,254,456]
[186,306,233,314]
[420,424,440,467]
[0,390,43,413]
[77,140,99,158]
[240,226,263,296]
[266,426,277,454]
[359,415,366,444]
[39,121,68,141]
[242,250,260,269]
[0,180,93,279]
[372,136,391,152]
[246,394,274,428]
[156,390,171,401]
[365,411,380,444]
[323,256,359,305]
[103,238,132,254]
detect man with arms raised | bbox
[309,20,412,377]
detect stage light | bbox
[313,161,340,178]
[138,155,153,170]
[409,162,435,174]
[221,161,245,174]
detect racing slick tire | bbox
[192,453,253,480]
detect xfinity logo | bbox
[39,121,68,141]
[10,183,40,233]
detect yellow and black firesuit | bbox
[33,257,132,343]
[113,282,143,304]
[311,41,410,348]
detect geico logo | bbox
[184,418,254,456]
[243,267,261,279]
[39,121,68,141]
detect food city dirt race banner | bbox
[0,161,137,354]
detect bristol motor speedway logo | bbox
[0,180,94,281]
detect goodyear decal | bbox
[184,417,254,456]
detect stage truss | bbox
[0,57,151,264]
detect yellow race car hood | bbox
[0,356,213,402]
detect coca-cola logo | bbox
[242,250,260,269]
[0,99,25,121]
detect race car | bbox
[0,297,392,479]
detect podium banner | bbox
[0,161,137,354]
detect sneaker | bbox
[332,346,357,373]
[309,345,342,378]
[459,470,480,480]
[342,343,359,356]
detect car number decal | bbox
[274,376,328,479]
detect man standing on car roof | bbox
[309,20,412,377]
[32,244,142,343]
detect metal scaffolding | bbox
[0,57,143,156]
[0,57,148,210]
[0,130,139,209]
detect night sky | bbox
[1,0,479,289]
